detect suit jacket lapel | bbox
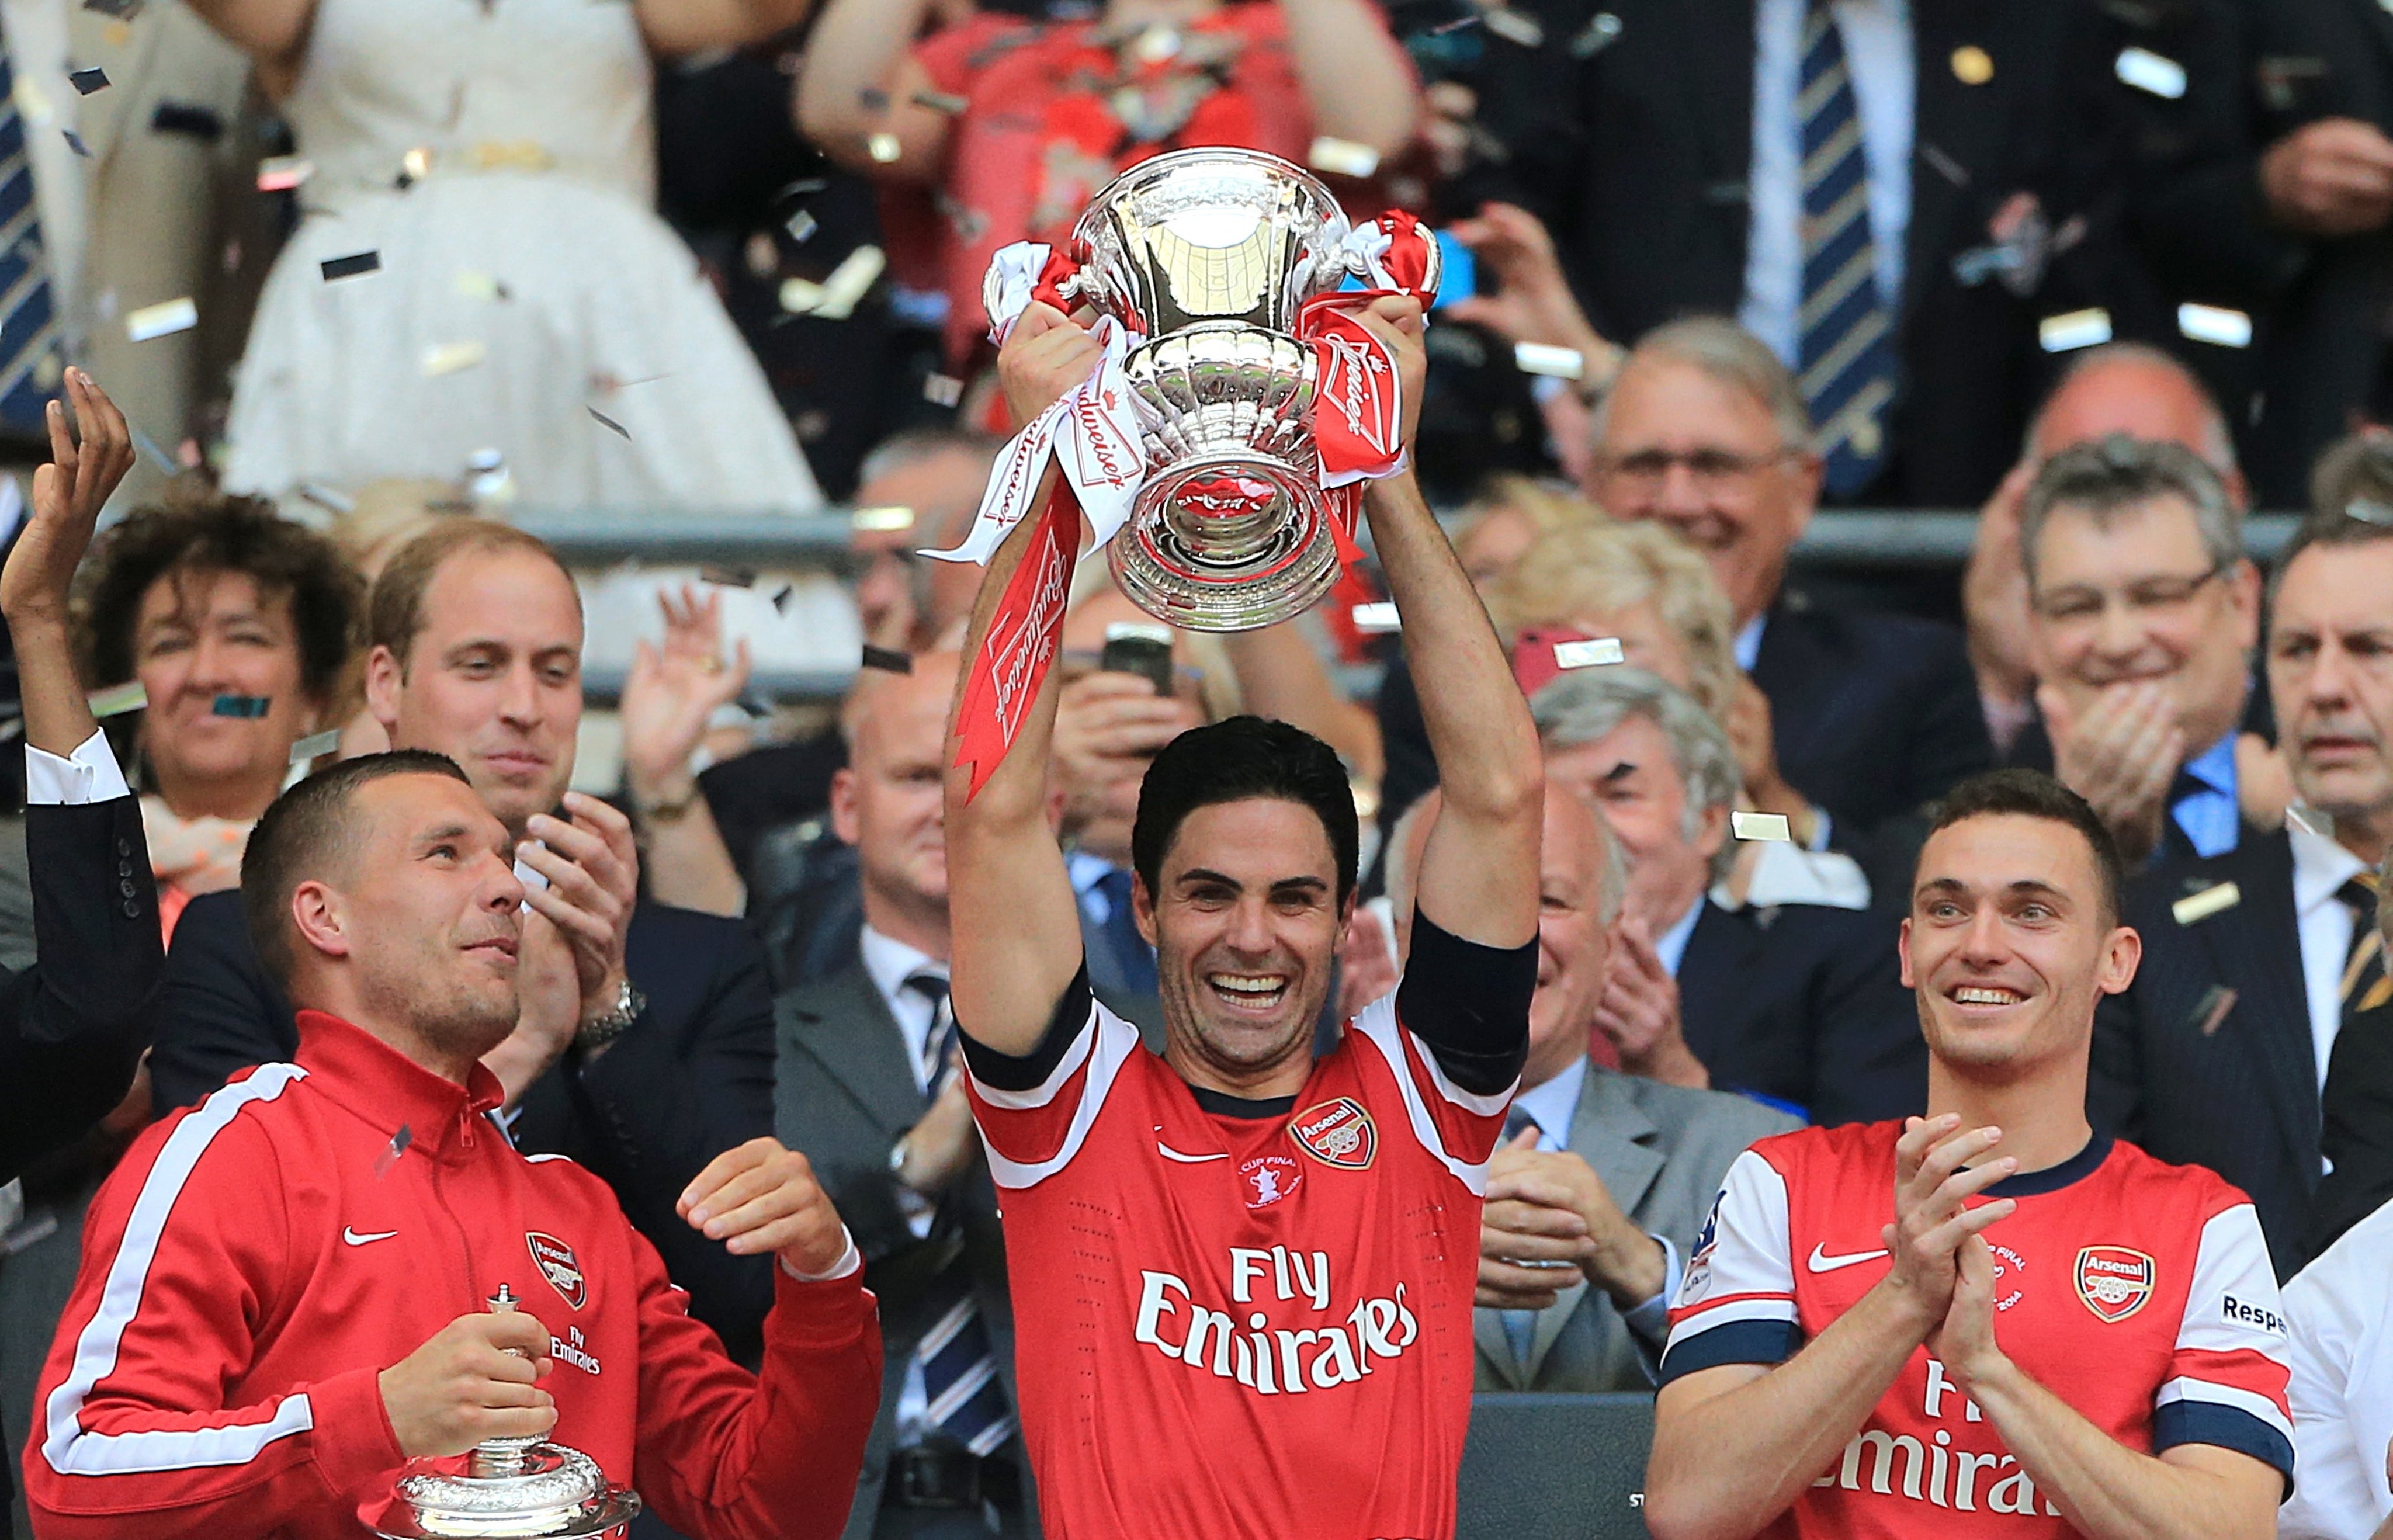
[1682,0,1760,259]
[782,965,924,1140]
[1473,1306,1527,1390]
[2191,833,2318,1182]
[1525,1069,1670,1380]
[1675,902,1759,1072]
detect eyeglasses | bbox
[2033,561,2228,627]
[1590,446,1797,492]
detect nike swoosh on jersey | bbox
[342,1227,399,1246]
[1807,1243,1889,1272]
[1155,1143,1229,1164]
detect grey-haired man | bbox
[1535,668,1925,1126]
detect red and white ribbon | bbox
[942,213,1437,800]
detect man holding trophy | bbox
[939,151,1544,1537]
[23,752,880,1539]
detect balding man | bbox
[1964,344,2253,756]
[1390,789,1795,1393]
[1584,317,1993,848]
[772,653,1036,1539]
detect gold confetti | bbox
[850,505,916,532]
[125,297,197,341]
[86,681,147,717]
[421,340,487,376]
[2037,308,2112,353]
[1513,342,1586,380]
[1732,811,1792,842]
[1951,45,1994,85]
[866,131,903,164]
[1350,602,1401,634]
[2171,882,2241,926]
[1307,136,1381,179]
[1552,637,1624,670]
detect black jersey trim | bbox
[2153,1401,2294,1497]
[958,966,1094,1092]
[1656,1319,1801,1383]
[1190,1086,1298,1120]
[1394,910,1535,1097]
[1982,1133,2112,1199]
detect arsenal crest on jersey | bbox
[2074,1245,2154,1323]
[1289,1097,1377,1170]
[526,1231,587,1310]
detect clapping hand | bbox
[1877,1115,2016,1338]
[621,584,750,813]
[2038,681,2183,865]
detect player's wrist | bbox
[1864,1270,1948,1341]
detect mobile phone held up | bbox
[1100,622,1175,696]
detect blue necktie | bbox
[1097,865,1159,997]
[1500,1104,1542,1369]
[0,22,59,435]
[1796,0,1896,498]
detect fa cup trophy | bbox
[373,1285,639,1539]
[938,148,1436,797]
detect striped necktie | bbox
[896,974,1015,1457]
[0,20,59,435]
[2339,877,2388,1019]
[904,973,953,1098]
[1796,0,1896,499]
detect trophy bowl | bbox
[377,1438,640,1539]
[373,1286,640,1540]
[1069,148,1359,631]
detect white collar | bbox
[859,924,945,1011]
[2289,819,2370,916]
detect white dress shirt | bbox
[1739,0,1915,366]
[2290,821,2368,1102]
[858,924,949,1096]
[2281,1198,2393,1539]
[25,727,129,805]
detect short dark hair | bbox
[2274,433,2393,608]
[1921,769,2125,925]
[1130,716,1358,906]
[242,751,470,986]
[74,489,364,702]
[369,521,577,670]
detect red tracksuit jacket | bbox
[22,1011,882,1539]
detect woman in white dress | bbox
[199,0,824,515]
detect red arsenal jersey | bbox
[960,921,1529,1540]
[1662,1123,2295,1538]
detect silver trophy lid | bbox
[376,1285,640,1540]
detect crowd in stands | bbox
[2,0,2393,1536]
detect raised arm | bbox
[941,304,1101,1056]
[1280,0,1421,158]
[795,0,949,182]
[1355,300,1540,952]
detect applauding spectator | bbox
[798,0,1420,368]
[2017,435,2260,868]
[619,584,754,918]
[1535,667,1924,1123]
[73,495,362,941]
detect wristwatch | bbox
[577,978,647,1050]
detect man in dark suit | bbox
[1488,0,2115,506]
[0,375,145,1540]
[1587,320,1993,847]
[1392,782,1795,1393]
[145,522,778,1362]
[2104,0,2393,507]
[2092,482,2393,1277]
[0,373,148,1187]
[774,650,1035,1538]
[1535,667,1928,1125]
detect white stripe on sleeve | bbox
[973,1003,1140,1190]
[1349,998,1497,1195]
[43,1065,310,1477]
[1666,1150,1795,1334]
